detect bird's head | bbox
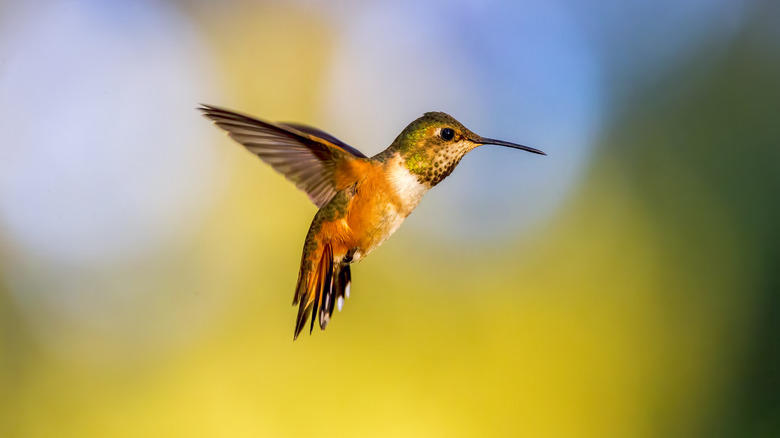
[386,112,545,187]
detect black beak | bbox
[476,137,546,156]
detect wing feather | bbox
[200,104,366,207]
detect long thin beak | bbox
[476,137,546,156]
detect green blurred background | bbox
[1,0,778,436]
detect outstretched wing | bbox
[199,104,367,208]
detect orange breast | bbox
[325,158,408,261]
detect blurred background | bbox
[0,0,778,436]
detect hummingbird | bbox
[200,105,545,339]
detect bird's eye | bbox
[440,128,455,141]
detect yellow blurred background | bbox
[1,0,778,437]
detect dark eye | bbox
[440,128,455,141]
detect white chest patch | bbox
[386,160,430,214]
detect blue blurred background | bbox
[1,0,778,436]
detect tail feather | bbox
[320,263,351,328]
[293,295,310,340]
[293,243,333,340]
[293,252,313,338]
[292,243,353,340]
[309,244,333,334]
[321,265,337,328]
[335,265,351,312]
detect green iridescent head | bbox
[381,112,545,186]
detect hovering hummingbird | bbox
[200,105,545,339]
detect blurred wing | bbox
[199,105,366,208]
